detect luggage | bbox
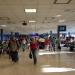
[29,52,32,59]
[58,46,61,49]
[70,46,74,51]
[39,42,45,49]
[69,43,74,51]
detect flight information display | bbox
[58,25,66,31]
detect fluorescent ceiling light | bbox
[0,25,7,27]
[59,20,65,22]
[29,20,36,23]
[25,9,36,13]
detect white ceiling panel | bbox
[0,0,75,33]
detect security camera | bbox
[22,21,27,26]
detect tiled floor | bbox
[0,49,75,75]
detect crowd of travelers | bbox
[0,36,39,65]
[0,35,59,65]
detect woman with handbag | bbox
[30,38,38,65]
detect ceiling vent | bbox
[54,0,72,4]
[0,17,9,20]
[64,9,75,12]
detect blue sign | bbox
[58,25,66,31]
[29,33,39,38]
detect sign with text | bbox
[58,25,66,31]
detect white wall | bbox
[1,21,75,34]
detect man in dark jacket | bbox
[8,37,20,62]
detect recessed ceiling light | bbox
[55,15,62,17]
[59,20,65,22]
[25,9,36,13]
[0,25,7,27]
[29,20,36,23]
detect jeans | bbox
[0,49,2,54]
[31,49,37,64]
[10,51,18,62]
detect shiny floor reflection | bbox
[38,51,75,55]
[42,67,75,73]
[0,49,75,75]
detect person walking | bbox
[51,37,56,52]
[49,36,52,51]
[0,41,2,55]
[8,37,20,63]
[30,38,38,65]
[21,38,26,52]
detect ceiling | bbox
[0,0,75,34]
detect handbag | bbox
[29,51,32,59]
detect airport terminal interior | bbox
[0,0,75,75]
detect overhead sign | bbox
[58,25,66,31]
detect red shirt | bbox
[45,39,49,45]
[30,42,37,50]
